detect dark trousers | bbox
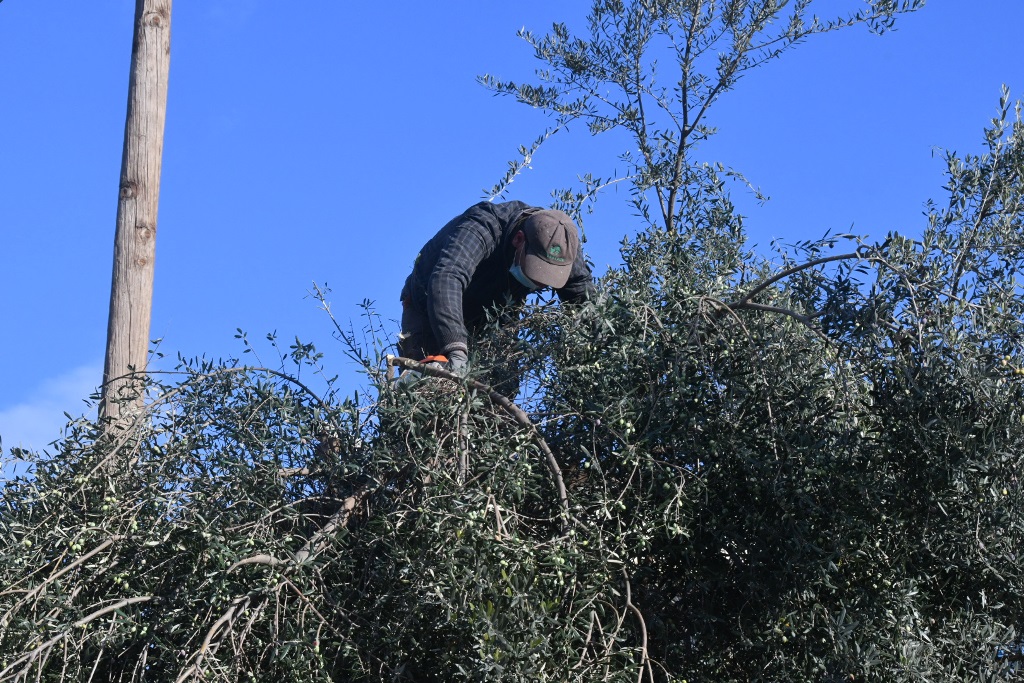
[398,296,438,362]
[398,297,521,398]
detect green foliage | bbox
[480,0,924,227]
[4,1,1024,681]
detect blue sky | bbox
[2,1,1022,458]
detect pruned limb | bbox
[226,555,286,574]
[73,596,152,628]
[292,474,387,565]
[734,249,876,305]
[387,355,571,533]
[174,594,253,683]
[622,570,654,683]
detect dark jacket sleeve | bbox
[556,249,596,304]
[426,219,495,356]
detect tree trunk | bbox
[101,0,172,421]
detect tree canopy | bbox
[4,1,1024,681]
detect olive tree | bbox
[4,1,1024,681]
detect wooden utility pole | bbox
[101,0,172,420]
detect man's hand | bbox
[446,348,469,375]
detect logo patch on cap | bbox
[547,244,565,262]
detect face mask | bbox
[510,263,541,291]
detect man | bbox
[399,200,594,376]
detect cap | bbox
[519,209,579,289]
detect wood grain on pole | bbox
[101,0,171,420]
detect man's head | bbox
[511,209,580,290]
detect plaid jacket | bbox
[400,201,595,356]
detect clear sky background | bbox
[1,1,1022,458]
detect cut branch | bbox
[735,250,869,305]
[226,555,285,574]
[387,355,571,533]
[293,486,373,565]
